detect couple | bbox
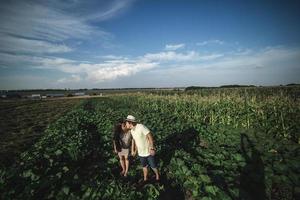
[113,115,160,182]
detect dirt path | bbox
[44,95,104,100]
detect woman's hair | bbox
[116,118,124,124]
[113,118,124,140]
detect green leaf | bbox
[63,166,69,172]
[56,172,62,178]
[62,186,70,195]
[22,170,33,178]
[205,186,219,196]
[74,174,79,180]
[55,149,63,156]
[43,154,50,159]
[199,175,211,183]
[233,154,244,162]
[202,197,213,200]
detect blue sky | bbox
[0,0,299,89]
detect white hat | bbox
[125,115,137,122]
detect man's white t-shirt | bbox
[131,124,150,157]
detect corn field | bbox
[1,87,299,199]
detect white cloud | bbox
[0,0,131,59]
[0,49,222,83]
[196,40,224,46]
[232,48,253,56]
[143,51,222,62]
[84,1,133,22]
[84,61,158,82]
[205,46,300,70]
[141,46,300,87]
[144,51,199,62]
[0,34,73,54]
[0,51,159,82]
[165,43,185,51]
[0,52,80,72]
[1,45,299,87]
[0,1,108,42]
[58,74,81,83]
[100,55,128,60]
[200,54,224,61]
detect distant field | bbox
[0,99,83,167]
[1,87,299,199]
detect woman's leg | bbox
[118,154,125,174]
[124,155,129,177]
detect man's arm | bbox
[146,132,155,149]
[146,132,156,155]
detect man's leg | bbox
[152,168,160,180]
[143,167,148,181]
[148,155,160,180]
[139,156,148,181]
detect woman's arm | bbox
[113,140,118,153]
[131,139,137,156]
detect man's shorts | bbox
[139,155,157,169]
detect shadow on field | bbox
[239,133,266,200]
[159,127,200,167]
[20,122,104,199]
[158,128,267,200]
[158,127,200,200]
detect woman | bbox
[112,119,132,177]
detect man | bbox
[125,115,160,182]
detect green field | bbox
[0,99,83,167]
[1,87,299,199]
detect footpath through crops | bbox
[1,88,299,199]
